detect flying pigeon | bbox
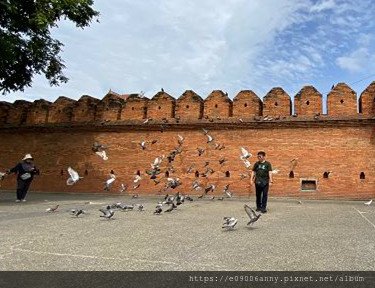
[191,180,201,191]
[177,135,184,146]
[151,156,163,169]
[143,118,150,124]
[244,204,261,225]
[0,171,5,181]
[46,204,59,212]
[242,159,251,169]
[139,141,146,150]
[204,184,216,194]
[95,150,108,161]
[238,118,244,123]
[223,184,232,198]
[134,175,142,183]
[271,169,279,175]
[119,183,127,193]
[240,147,252,160]
[364,200,373,206]
[202,128,209,135]
[206,134,214,143]
[166,177,181,189]
[104,170,116,191]
[92,142,107,152]
[219,157,227,166]
[133,183,140,190]
[99,208,115,219]
[197,148,205,156]
[222,217,238,229]
[66,167,82,185]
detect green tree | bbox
[0,0,99,94]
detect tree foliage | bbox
[0,0,99,94]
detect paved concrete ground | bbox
[0,191,374,271]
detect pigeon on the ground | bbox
[66,167,82,185]
[46,205,59,212]
[99,208,115,219]
[244,204,261,225]
[70,209,86,217]
[222,217,238,229]
[137,204,144,211]
[364,199,373,206]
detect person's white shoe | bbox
[21,199,26,202]
[15,199,21,203]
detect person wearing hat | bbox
[6,154,39,202]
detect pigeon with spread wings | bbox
[66,167,82,185]
[244,204,261,225]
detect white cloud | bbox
[310,0,336,13]
[2,0,375,103]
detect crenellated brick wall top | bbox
[1,83,375,128]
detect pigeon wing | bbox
[244,204,256,220]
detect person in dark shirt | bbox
[7,154,39,202]
[250,151,273,213]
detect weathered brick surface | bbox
[95,92,125,122]
[294,86,322,116]
[233,90,262,118]
[120,94,147,120]
[175,90,204,120]
[26,99,51,125]
[0,101,11,125]
[147,91,176,119]
[327,83,357,116]
[359,81,375,116]
[263,87,292,116]
[0,123,373,199]
[71,95,99,122]
[48,96,75,123]
[6,100,31,125]
[204,90,233,119]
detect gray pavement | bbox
[0,191,374,271]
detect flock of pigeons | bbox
[41,127,270,228]
[2,125,373,228]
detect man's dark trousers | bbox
[255,183,269,210]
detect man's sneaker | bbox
[15,199,21,203]
[256,208,261,212]
[261,209,267,213]
[21,199,26,202]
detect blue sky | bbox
[2,0,375,105]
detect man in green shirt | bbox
[250,151,273,213]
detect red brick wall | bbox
[6,100,31,125]
[175,90,204,120]
[26,99,51,125]
[327,83,357,116]
[204,90,233,119]
[294,86,322,116]
[95,94,125,122]
[48,96,74,123]
[233,90,262,118]
[120,95,147,120]
[147,92,176,119]
[263,87,292,117]
[0,102,11,125]
[359,81,375,116]
[0,122,373,200]
[71,95,99,122]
